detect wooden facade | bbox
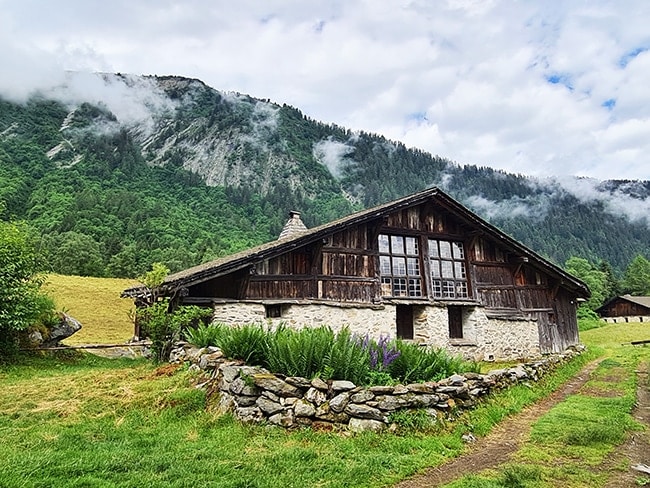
[597,295,650,319]
[124,187,590,358]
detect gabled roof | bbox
[123,186,590,299]
[597,294,650,313]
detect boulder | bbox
[230,377,260,396]
[305,387,327,406]
[329,392,350,413]
[311,378,329,391]
[294,399,316,417]
[344,404,386,421]
[42,313,82,346]
[256,396,284,415]
[331,380,356,392]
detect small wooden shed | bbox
[124,187,590,360]
[596,295,650,322]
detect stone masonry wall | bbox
[171,343,583,432]
[212,302,541,362]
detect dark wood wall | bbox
[599,299,650,317]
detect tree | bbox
[44,231,106,277]
[623,255,650,295]
[598,260,621,302]
[137,262,169,306]
[565,257,606,310]
[0,219,55,358]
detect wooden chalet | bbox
[596,295,650,322]
[124,187,590,360]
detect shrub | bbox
[577,305,604,331]
[138,301,211,362]
[264,325,335,379]
[388,340,480,383]
[183,322,479,385]
[183,322,222,348]
[324,327,371,383]
[215,323,267,365]
[0,220,57,361]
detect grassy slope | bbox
[3,274,649,487]
[43,274,139,344]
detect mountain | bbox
[1,73,648,278]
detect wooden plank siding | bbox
[536,289,580,353]
[198,202,580,338]
[599,300,650,317]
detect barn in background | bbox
[597,295,650,323]
[124,187,590,361]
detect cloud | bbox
[1,0,650,180]
[464,194,537,220]
[52,73,176,134]
[547,176,650,225]
[312,137,355,178]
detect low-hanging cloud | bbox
[312,137,355,178]
[542,176,650,225]
[464,194,540,220]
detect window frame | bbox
[378,234,423,298]
[428,238,470,299]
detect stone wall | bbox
[601,316,649,324]
[212,301,541,361]
[171,343,583,432]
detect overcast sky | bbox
[1,0,649,181]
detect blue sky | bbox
[1,0,649,181]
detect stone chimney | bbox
[278,211,307,239]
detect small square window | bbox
[265,304,282,318]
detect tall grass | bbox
[184,323,478,385]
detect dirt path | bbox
[394,360,603,488]
[603,361,650,488]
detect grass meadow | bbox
[1,275,648,487]
[43,274,139,344]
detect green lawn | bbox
[444,321,650,488]
[1,320,648,487]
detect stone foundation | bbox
[212,301,543,361]
[601,316,649,324]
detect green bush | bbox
[0,219,57,361]
[388,340,480,383]
[264,325,336,379]
[577,305,604,331]
[183,322,223,348]
[138,301,211,362]
[214,323,267,365]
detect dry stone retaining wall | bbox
[170,343,583,432]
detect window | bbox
[378,234,422,297]
[429,239,469,299]
[265,304,282,318]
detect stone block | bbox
[329,392,350,413]
[348,418,386,433]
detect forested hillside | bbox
[1,73,648,279]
